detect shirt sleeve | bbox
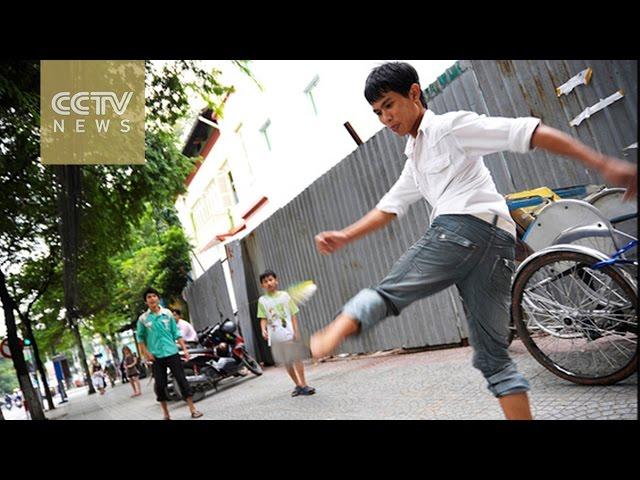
[135,318,146,343]
[449,111,541,156]
[171,317,181,341]
[375,161,424,218]
[256,298,267,319]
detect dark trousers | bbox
[151,353,193,402]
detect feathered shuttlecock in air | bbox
[286,280,318,305]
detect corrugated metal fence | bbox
[188,60,637,361]
[183,260,234,331]
[465,60,637,193]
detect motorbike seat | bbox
[184,348,211,355]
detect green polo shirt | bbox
[135,307,182,358]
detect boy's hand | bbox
[261,328,269,340]
[315,230,349,255]
[144,352,155,362]
[599,156,637,200]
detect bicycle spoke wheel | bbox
[512,249,637,385]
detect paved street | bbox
[15,340,636,420]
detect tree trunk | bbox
[20,313,55,410]
[0,270,46,420]
[70,322,94,394]
[56,165,95,394]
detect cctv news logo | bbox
[51,91,134,134]
[41,60,145,165]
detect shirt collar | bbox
[404,109,437,157]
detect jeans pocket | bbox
[433,225,478,260]
[411,226,478,274]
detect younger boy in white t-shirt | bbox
[257,270,316,397]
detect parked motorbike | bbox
[166,319,262,402]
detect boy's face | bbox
[371,84,423,137]
[145,293,160,309]
[261,275,278,293]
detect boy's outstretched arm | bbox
[531,124,637,200]
[315,208,396,255]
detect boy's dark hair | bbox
[259,270,277,283]
[364,62,428,108]
[142,287,160,301]
[171,308,181,316]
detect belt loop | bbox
[492,214,498,227]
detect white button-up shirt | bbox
[376,110,541,238]
[177,319,198,342]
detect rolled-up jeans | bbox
[342,214,530,398]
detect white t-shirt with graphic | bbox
[257,291,300,344]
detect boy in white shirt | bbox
[307,62,636,420]
[171,308,198,344]
[258,270,316,397]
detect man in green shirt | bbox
[136,287,203,420]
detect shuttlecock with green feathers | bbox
[286,280,318,305]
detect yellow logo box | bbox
[41,60,145,165]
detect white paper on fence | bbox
[556,67,593,97]
[569,90,625,127]
[623,142,637,150]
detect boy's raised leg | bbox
[310,313,360,359]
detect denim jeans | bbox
[342,214,530,398]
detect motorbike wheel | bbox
[242,352,263,376]
[165,376,182,402]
